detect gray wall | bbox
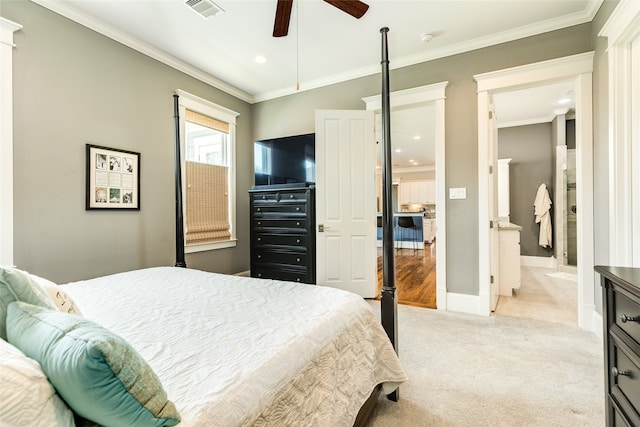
[3,1,253,283]
[252,25,592,296]
[498,124,554,257]
[3,0,620,303]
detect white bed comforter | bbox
[63,267,407,427]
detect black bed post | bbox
[173,94,187,268]
[379,27,399,402]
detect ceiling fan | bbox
[273,0,370,37]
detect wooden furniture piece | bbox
[249,186,316,284]
[595,265,640,426]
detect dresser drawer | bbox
[253,250,307,267]
[251,190,309,204]
[253,218,308,232]
[255,233,307,248]
[251,267,310,284]
[615,290,640,346]
[253,203,308,216]
[611,345,640,406]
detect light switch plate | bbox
[449,187,467,199]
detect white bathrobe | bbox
[534,183,552,248]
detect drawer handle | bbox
[296,239,301,243]
[296,207,300,211]
[262,195,266,199]
[296,222,301,226]
[612,367,631,378]
[620,313,640,323]
[257,237,261,241]
[257,208,261,212]
[257,255,261,259]
[296,258,301,262]
[296,278,301,282]
[257,221,262,225]
[290,195,294,199]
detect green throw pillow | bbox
[6,301,181,427]
[0,266,56,340]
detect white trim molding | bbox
[175,89,240,253]
[474,52,596,331]
[599,0,640,267]
[0,17,22,267]
[31,0,253,103]
[363,82,450,311]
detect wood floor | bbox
[376,242,437,309]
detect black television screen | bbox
[254,133,315,187]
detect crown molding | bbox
[29,0,602,104]
[30,0,254,104]
[257,1,602,102]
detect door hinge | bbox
[490,275,494,284]
[489,111,494,119]
[489,220,494,229]
[489,165,493,174]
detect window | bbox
[176,90,239,252]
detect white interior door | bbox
[489,102,500,311]
[315,109,377,298]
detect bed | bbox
[0,265,406,426]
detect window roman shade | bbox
[185,110,229,134]
[185,161,230,245]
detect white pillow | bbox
[30,274,83,316]
[0,338,76,427]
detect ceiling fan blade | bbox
[323,0,369,19]
[273,0,293,37]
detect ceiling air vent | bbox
[185,0,224,18]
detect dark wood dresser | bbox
[249,186,315,284]
[595,266,640,426]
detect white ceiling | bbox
[33,0,597,172]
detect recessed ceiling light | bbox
[557,97,572,105]
[255,55,268,64]
[413,135,421,140]
[395,148,402,153]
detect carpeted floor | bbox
[365,301,604,427]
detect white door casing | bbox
[474,52,595,333]
[489,103,500,311]
[315,109,377,298]
[599,0,640,267]
[362,82,448,309]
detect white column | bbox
[0,17,22,267]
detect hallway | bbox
[376,244,436,309]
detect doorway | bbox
[363,81,448,311]
[474,52,596,332]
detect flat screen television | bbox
[254,133,315,188]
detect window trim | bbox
[175,89,239,252]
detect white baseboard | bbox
[520,255,557,269]
[446,292,481,315]
[592,311,603,341]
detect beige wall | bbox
[3,1,252,283]
[252,24,592,296]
